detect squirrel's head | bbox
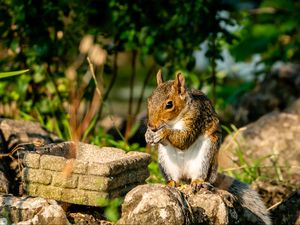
[147,70,188,131]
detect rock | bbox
[117,184,194,225]
[270,189,300,225]
[0,194,69,225]
[181,186,234,225]
[251,180,295,208]
[0,119,62,195]
[231,64,300,126]
[118,184,268,225]
[23,141,151,206]
[0,119,62,150]
[0,172,8,194]
[219,98,300,184]
[68,212,112,225]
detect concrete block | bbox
[52,172,78,189]
[78,175,109,191]
[40,155,66,171]
[23,153,40,169]
[23,168,52,185]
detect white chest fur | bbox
[158,135,212,182]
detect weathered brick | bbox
[87,162,111,176]
[40,155,66,171]
[23,168,52,185]
[84,190,109,206]
[23,183,39,196]
[78,175,110,191]
[87,152,151,176]
[23,153,40,168]
[61,189,88,205]
[52,172,78,188]
[36,185,62,200]
[72,160,88,174]
[108,168,149,190]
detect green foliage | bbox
[231,0,300,67]
[0,69,29,79]
[147,160,165,184]
[108,0,238,71]
[97,198,123,222]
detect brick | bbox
[85,190,109,206]
[36,185,62,200]
[72,160,88,174]
[87,162,111,176]
[78,175,110,191]
[23,183,39,196]
[61,189,89,205]
[23,168,52,185]
[52,172,78,188]
[23,153,40,168]
[40,155,66,171]
[87,153,151,176]
[108,168,149,190]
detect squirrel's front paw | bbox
[145,128,155,144]
[145,127,166,145]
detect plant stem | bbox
[125,50,137,141]
[134,64,156,118]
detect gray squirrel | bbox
[145,70,271,225]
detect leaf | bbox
[0,70,29,79]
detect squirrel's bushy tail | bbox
[228,179,272,225]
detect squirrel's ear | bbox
[175,72,185,95]
[156,70,163,85]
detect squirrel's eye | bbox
[165,101,173,109]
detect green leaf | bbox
[0,70,29,79]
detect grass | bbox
[220,124,290,184]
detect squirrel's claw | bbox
[167,180,178,188]
[191,179,215,193]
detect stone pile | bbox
[0,195,69,225]
[22,141,151,206]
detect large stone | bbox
[118,183,270,225]
[0,119,62,195]
[117,184,194,225]
[0,119,61,150]
[0,194,69,225]
[219,98,300,184]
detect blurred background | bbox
[1,0,300,148]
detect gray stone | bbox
[0,119,61,150]
[117,184,194,225]
[0,194,69,225]
[118,184,270,225]
[219,99,300,183]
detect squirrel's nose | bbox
[148,124,158,132]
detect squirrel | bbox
[145,70,271,225]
